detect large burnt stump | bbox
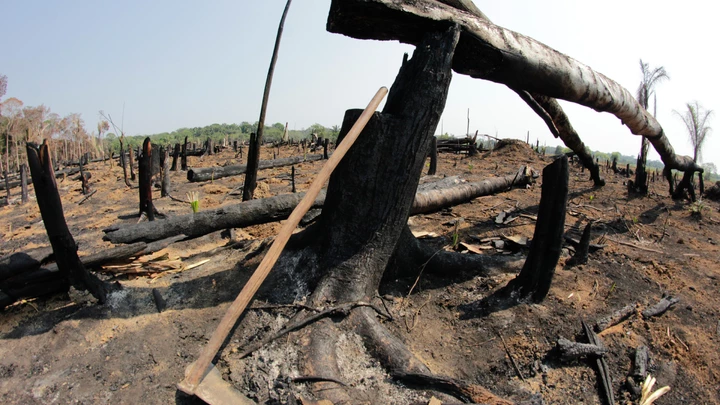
[25,141,106,303]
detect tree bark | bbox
[187,154,323,182]
[504,156,568,302]
[242,0,293,201]
[138,137,155,220]
[25,141,106,303]
[327,0,702,174]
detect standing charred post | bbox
[161,147,171,198]
[323,138,329,159]
[171,143,180,171]
[291,165,296,193]
[138,137,155,220]
[181,136,188,171]
[119,137,131,187]
[26,141,106,303]
[20,164,28,204]
[242,0,293,201]
[128,143,136,181]
[504,156,569,302]
[428,136,438,175]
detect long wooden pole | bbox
[178,87,388,395]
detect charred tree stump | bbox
[291,165,296,193]
[3,170,9,204]
[161,149,171,197]
[428,136,438,175]
[25,141,106,303]
[233,140,238,152]
[138,137,155,220]
[119,138,131,187]
[128,143,136,181]
[566,220,593,267]
[171,143,180,171]
[181,136,188,171]
[243,132,260,201]
[20,164,28,204]
[672,170,696,201]
[323,138,329,159]
[504,156,568,302]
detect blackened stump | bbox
[138,137,155,220]
[504,156,569,302]
[25,141,106,303]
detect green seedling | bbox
[187,191,200,213]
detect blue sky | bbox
[2,0,718,168]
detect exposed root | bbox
[299,319,363,404]
[349,306,513,404]
[388,226,523,281]
[238,301,390,359]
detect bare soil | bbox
[1,141,719,404]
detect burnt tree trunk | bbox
[243,132,259,201]
[634,137,650,193]
[428,136,437,175]
[181,136,188,171]
[161,149,171,197]
[171,143,180,171]
[138,137,155,220]
[242,0,292,201]
[504,156,568,302]
[26,141,106,303]
[20,164,28,204]
[128,143,136,181]
[119,138,131,187]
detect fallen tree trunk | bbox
[186,154,324,182]
[0,167,81,191]
[104,168,533,244]
[412,167,532,214]
[0,235,185,308]
[327,0,701,173]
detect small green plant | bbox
[589,195,595,202]
[186,191,200,213]
[467,164,474,171]
[688,199,706,218]
[632,216,639,224]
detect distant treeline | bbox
[106,121,339,151]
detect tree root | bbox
[349,306,514,404]
[388,226,524,281]
[237,301,390,359]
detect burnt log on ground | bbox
[104,167,533,244]
[327,0,702,180]
[0,166,81,191]
[187,154,324,182]
[0,235,186,309]
[25,141,106,304]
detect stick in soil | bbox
[595,303,636,332]
[642,296,679,318]
[495,328,526,383]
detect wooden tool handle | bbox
[179,87,388,394]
